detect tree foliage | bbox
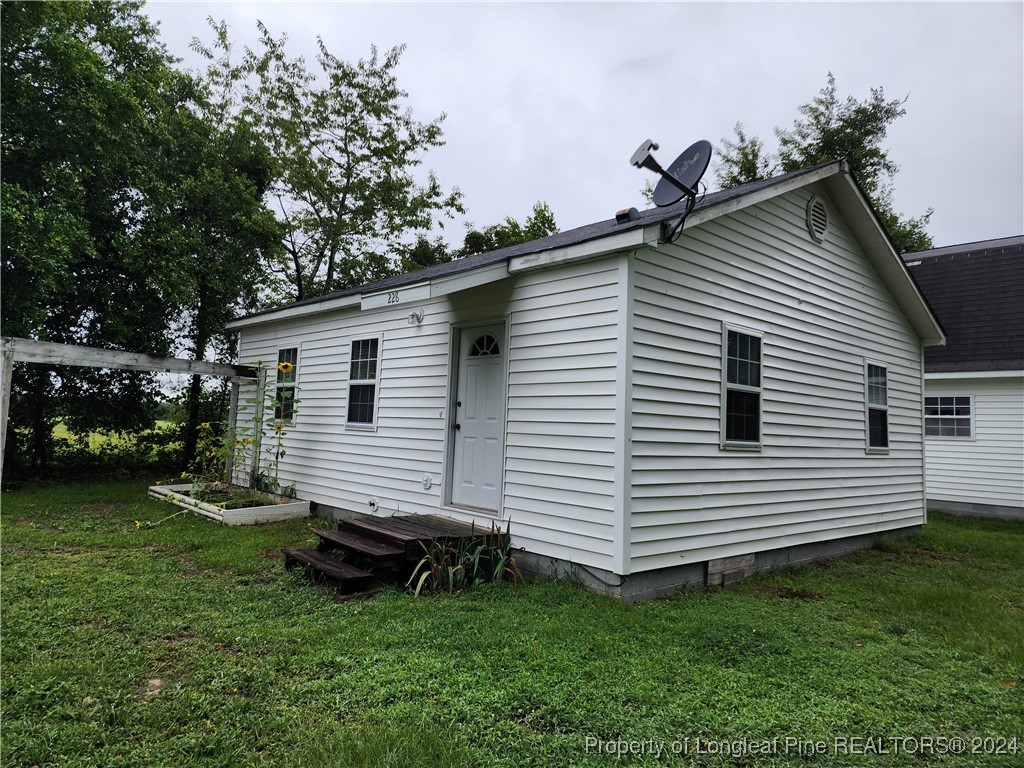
[192,21,465,302]
[715,73,933,253]
[458,202,558,257]
[715,123,773,189]
[1,2,278,471]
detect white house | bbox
[227,160,945,599]
[903,237,1024,520]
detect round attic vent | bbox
[806,195,829,242]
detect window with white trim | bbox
[722,326,762,448]
[274,348,297,422]
[347,338,380,426]
[865,363,889,450]
[925,396,973,439]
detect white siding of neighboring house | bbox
[628,184,926,573]
[924,376,1024,511]
[236,256,621,571]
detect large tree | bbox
[715,73,933,253]
[1,1,278,470]
[458,202,558,257]
[193,22,465,302]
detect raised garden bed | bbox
[147,483,309,525]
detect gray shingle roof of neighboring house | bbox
[235,161,840,322]
[902,236,1024,373]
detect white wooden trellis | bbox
[0,336,258,481]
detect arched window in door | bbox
[469,334,500,357]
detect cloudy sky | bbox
[146,1,1023,251]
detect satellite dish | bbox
[652,140,712,207]
[630,137,713,241]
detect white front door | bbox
[451,325,505,512]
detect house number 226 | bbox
[387,292,400,304]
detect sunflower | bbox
[277,361,294,374]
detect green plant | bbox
[180,361,299,498]
[407,522,522,596]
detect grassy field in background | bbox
[51,420,176,448]
[1,480,1021,767]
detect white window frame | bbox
[720,323,764,451]
[864,360,889,454]
[924,394,975,441]
[345,335,382,431]
[274,347,299,424]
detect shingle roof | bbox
[234,162,840,322]
[902,237,1024,373]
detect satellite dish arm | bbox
[652,166,696,198]
[630,139,696,199]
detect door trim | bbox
[443,318,509,517]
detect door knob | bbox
[454,423,461,431]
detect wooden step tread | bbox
[342,517,423,544]
[314,528,404,558]
[283,547,372,582]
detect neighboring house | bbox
[227,160,945,600]
[903,237,1024,519]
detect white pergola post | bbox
[0,346,14,479]
[249,366,269,488]
[225,378,241,483]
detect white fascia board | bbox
[361,281,431,310]
[508,229,647,273]
[429,262,510,298]
[822,172,946,348]
[926,370,1024,381]
[227,264,513,330]
[226,294,360,329]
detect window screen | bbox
[723,329,762,445]
[347,338,379,425]
[275,348,298,422]
[866,363,888,449]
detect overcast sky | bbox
[146,1,1024,251]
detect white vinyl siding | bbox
[924,377,1024,510]
[502,260,620,570]
[236,257,621,572]
[237,307,451,519]
[628,185,925,572]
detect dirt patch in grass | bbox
[15,517,62,531]
[153,633,197,648]
[138,677,167,700]
[752,585,825,600]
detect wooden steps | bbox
[283,547,374,592]
[314,528,404,559]
[283,513,487,598]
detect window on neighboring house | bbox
[275,348,298,422]
[347,337,380,426]
[925,396,973,438]
[722,326,762,448]
[865,363,888,451]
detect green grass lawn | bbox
[2,480,1021,767]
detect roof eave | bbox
[821,169,946,347]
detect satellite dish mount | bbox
[630,138,712,242]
